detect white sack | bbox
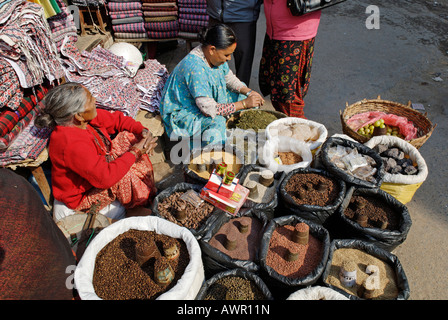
[365,135,428,184]
[74,216,204,300]
[286,285,349,300]
[266,117,328,151]
[259,136,312,174]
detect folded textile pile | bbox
[46,0,78,51]
[177,0,208,39]
[59,36,168,117]
[0,85,52,161]
[142,0,179,39]
[0,0,64,165]
[107,0,149,41]
[0,0,65,89]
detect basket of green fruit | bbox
[340,97,436,149]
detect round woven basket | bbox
[340,97,436,149]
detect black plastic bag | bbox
[237,164,281,218]
[278,167,347,225]
[320,137,385,188]
[199,208,271,276]
[182,143,246,186]
[321,239,411,300]
[151,182,227,239]
[327,186,412,252]
[258,215,331,298]
[195,268,274,300]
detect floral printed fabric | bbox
[259,35,315,118]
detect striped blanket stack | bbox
[107,0,149,41]
[142,0,179,39]
[177,0,208,39]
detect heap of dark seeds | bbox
[92,229,190,300]
[344,195,400,230]
[204,276,266,300]
[284,172,340,207]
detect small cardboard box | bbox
[200,170,249,215]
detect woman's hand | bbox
[244,93,265,109]
[131,132,158,157]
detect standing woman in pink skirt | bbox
[259,0,321,118]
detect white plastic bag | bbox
[266,117,328,152]
[259,136,312,174]
[74,216,204,300]
[286,285,349,300]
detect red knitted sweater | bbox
[49,109,145,209]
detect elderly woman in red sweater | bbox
[35,82,158,221]
[259,0,321,118]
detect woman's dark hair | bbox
[199,24,237,50]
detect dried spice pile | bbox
[236,110,278,131]
[204,276,267,300]
[92,229,190,300]
[209,216,263,261]
[157,191,214,229]
[266,223,324,279]
[325,248,399,299]
[284,172,340,207]
[344,195,400,230]
[277,151,303,165]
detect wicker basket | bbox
[340,96,436,149]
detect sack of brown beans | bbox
[364,135,428,204]
[321,239,410,300]
[278,167,347,225]
[327,186,412,252]
[286,285,349,300]
[258,215,331,299]
[74,216,205,300]
[199,209,270,276]
[238,164,282,218]
[195,268,274,300]
[320,136,385,189]
[183,144,246,185]
[151,182,227,239]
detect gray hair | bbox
[35,82,89,129]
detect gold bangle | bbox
[242,100,246,109]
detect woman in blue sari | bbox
[160,24,264,150]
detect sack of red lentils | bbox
[258,215,331,299]
[199,208,270,276]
